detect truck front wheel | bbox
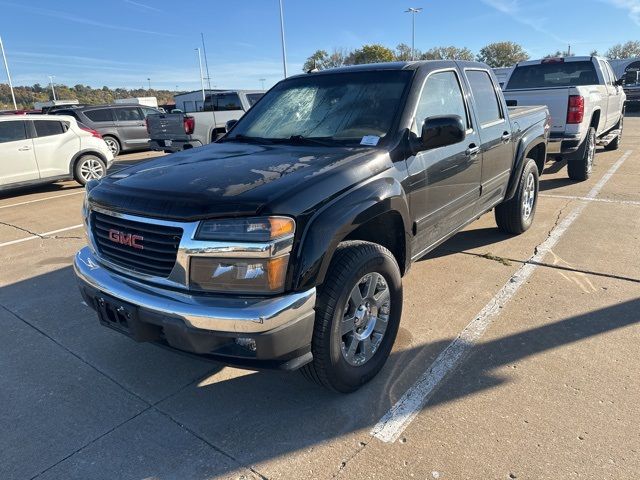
[301,241,402,393]
[495,158,539,235]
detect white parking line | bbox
[371,150,633,443]
[0,191,84,210]
[0,224,84,249]
[540,193,640,206]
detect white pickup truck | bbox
[503,56,626,181]
[147,90,264,153]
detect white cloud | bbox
[481,0,569,45]
[602,0,640,25]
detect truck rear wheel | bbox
[567,127,595,181]
[301,241,402,393]
[495,158,539,235]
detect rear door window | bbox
[506,61,599,89]
[0,120,27,143]
[466,70,503,126]
[205,93,244,112]
[141,107,159,117]
[246,93,264,106]
[33,120,65,138]
[114,107,144,121]
[84,109,114,123]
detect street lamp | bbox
[0,36,17,110]
[405,7,423,61]
[48,75,57,101]
[278,0,288,78]
[259,78,266,90]
[147,77,151,91]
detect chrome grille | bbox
[91,211,183,278]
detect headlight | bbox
[190,255,289,294]
[195,216,294,242]
[190,216,295,294]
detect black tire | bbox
[604,114,624,151]
[567,127,595,181]
[102,135,121,157]
[495,158,539,235]
[300,241,403,393]
[74,154,107,186]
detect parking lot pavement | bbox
[0,124,638,480]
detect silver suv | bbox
[51,104,161,156]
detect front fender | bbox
[292,176,411,291]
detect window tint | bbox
[34,120,65,138]
[84,109,114,123]
[0,121,27,143]
[246,93,263,106]
[467,70,503,125]
[141,107,159,117]
[204,93,243,111]
[415,71,469,132]
[114,107,143,121]
[506,61,599,89]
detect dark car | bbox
[51,104,161,156]
[75,61,550,392]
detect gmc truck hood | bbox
[89,142,387,220]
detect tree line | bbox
[303,40,640,71]
[0,83,176,111]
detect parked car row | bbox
[74,60,551,393]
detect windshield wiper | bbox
[222,134,275,145]
[282,135,337,147]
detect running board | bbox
[597,130,620,147]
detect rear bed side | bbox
[504,105,550,201]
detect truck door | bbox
[598,59,615,131]
[604,61,625,127]
[464,69,514,204]
[408,69,482,256]
[0,120,39,186]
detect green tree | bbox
[544,49,575,58]
[346,44,395,65]
[395,43,417,61]
[421,46,475,61]
[605,41,640,59]
[477,41,529,68]
[302,48,349,71]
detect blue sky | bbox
[1,0,639,91]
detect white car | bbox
[0,114,114,191]
[503,56,626,181]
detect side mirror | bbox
[614,78,625,87]
[225,119,238,132]
[420,115,466,151]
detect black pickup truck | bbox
[75,61,550,392]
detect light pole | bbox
[147,77,151,91]
[278,0,288,78]
[259,78,266,90]
[201,32,212,90]
[0,36,17,110]
[195,48,206,109]
[405,7,423,61]
[48,75,57,101]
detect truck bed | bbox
[508,105,548,119]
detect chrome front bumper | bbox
[74,247,316,334]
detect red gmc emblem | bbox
[108,229,144,250]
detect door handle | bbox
[18,146,32,151]
[466,145,480,157]
[501,132,512,142]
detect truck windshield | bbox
[506,61,599,89]
[225,70,412,146]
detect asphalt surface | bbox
[1,124,638,480]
